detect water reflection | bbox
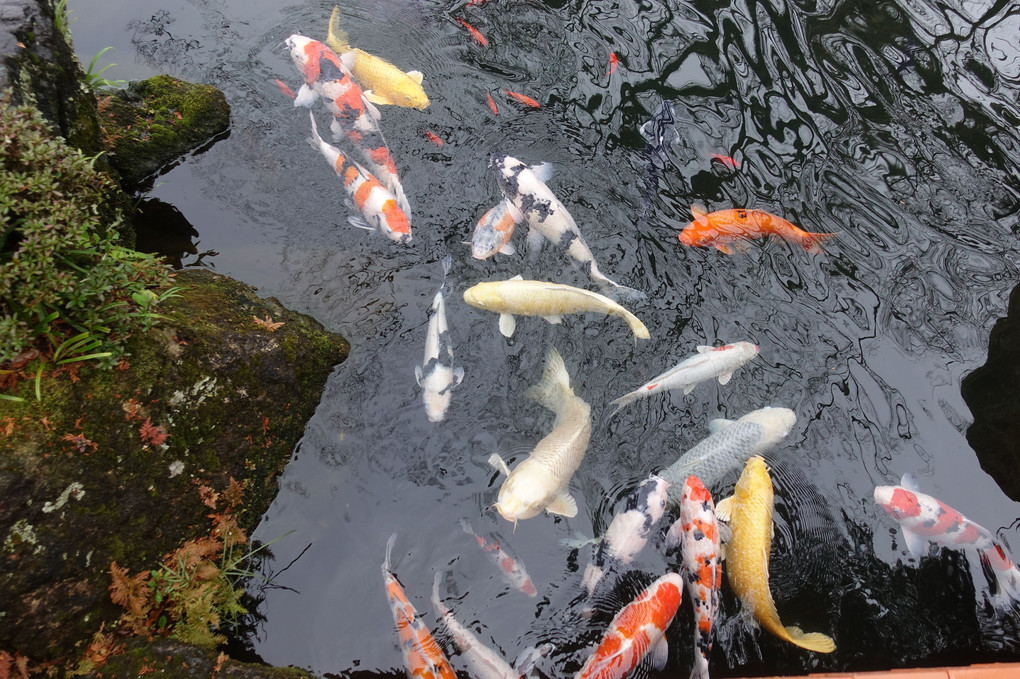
[69,0,1020,674]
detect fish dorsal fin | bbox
[901,472,920,491]
[327,6,351,52]
[499,313,517,337]
[707,418,734,434]
[530,162,554,182]
[547,491,578,517]
[510,274,524,280]
[715,496,733,523]
[650,635,669,670]
[406,70,424,84]
[542,315,563,325]
[488,453,512,476]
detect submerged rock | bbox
[0,269,348,663]
[82,638,315,679]
[962,283,1020,502]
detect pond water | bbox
[72,0,1020,676]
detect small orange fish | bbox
[679,206,837,255]
[456,18,488,46]
[605,52,618,76]
[503,89,540,108]
[487,91,499,115]
[423,129,444,147]
[708,153,740,169]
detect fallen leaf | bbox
[253,315,284,332]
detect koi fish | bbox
[488,347,591,526]
[471,199,523,259]
[637,100,678,228]
[285,34,412,219]
[665,475,723,679]
[658,406,796,498]
[708,153,740,170]
[715,457,836,653]
[489,155,644,301]
[487,92,499,115]
[383,534,458,679]
[462,276,649,340]
[457,18,488,46]
[432,572,520,679]
[874,474,1020,608]
[460,519,537,596]
[574,572,685,679]
[306,110,411,243]
[503,89,540,108]
[326,5,430,109]
[608,342,759,416]
[423,129,445,147]
[416,256,463,421]
[581,474,669,599]
[679,206,837,255]
[605,52,618,76]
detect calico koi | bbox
[470,199,522,259]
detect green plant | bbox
[0,89,174,371]
[84,47,126,91]
[53,0,74,44]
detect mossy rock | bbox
[98,75,231,190]
[82,637,316,678]
[0,268,348,663]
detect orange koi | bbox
[423,129,444,147]
[486,91,499,115]
[679,205,837,255]
[383,534,457,679]
[605,52,618,76]
[457,18,488,46]
[503,89,540,108]
[708,153,740,169]
[575,573,684,679]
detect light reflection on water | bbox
[70,0,1020,674]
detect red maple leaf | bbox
[139,418,168,447]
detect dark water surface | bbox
[73,0,1020,676]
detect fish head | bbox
[631,474,670,524]
[679,224,707,246]
[680,474,712,509]
[380,200,412,243]
[494,465,554,524]
[874,485,922,521]
[462,282,501,311]
[741,406,796,448]
[285,34,319,77]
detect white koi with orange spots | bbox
[382,534,457,679]
[875,474,1020,609]
[609,342,759,416]
[460,519,537,597]
[471,199,522,259]
[307,111,411,243]
[666,475,723,679]
[574,572,684,679]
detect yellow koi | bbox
[326,5,430,109]
[715,456,835,653]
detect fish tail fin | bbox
[688,657,711,679]
[980,544,1020,609]
[306,110,324,150]
[800,231,839,255]
[430,571,447,616]
[327,5,352,53]
[607,392,638,418]
[525,347,574,414]
[783,626,836,653]
[384,532,398,572]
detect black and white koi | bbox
[416,256,463,422]
[488,155,644,300]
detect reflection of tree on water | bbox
[962,283,1020,504]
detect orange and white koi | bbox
[574,572,684,679]
[608,342,759,416]
[666,476,723,679]
[679,206,836,255]
[383,534,457,679]
[285,34,411,219]
[503,89,540,108]
[470,199,522,259]
[306,111,411,243]
[875,474,1020,609]
[457,18,488,46]
[432,572,520,679]
[460,519,537,597]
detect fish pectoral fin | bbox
[499,241,517,256]
[715,496,734,523]
[902,528,928,560]
[506,201,525,223]
[707,418,734,434]
[293,83,318,108]
[363,98,383,121]
[682,383,697,395]
[347,215,375,232]
[717,371,733,385]
[406,70,424,84]
[526,228,545,258]
[690,203,709,222]
[414,365,424,387]
[714,243,736,255]
[488,453,512,476]
[650,634,669,671]
[452,366,465,386]
[542,314,563,325]
[510,274,524,280]
[499,313,517,337]
[901,472,920,491]
[363,90,394,106]
[530,162,554,182]
[719,522,733,544]
[546,491,578,518]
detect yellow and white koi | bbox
[714,456,836,654]
[326,5,430,109]
[462,277,649,340]
[488,347,591,526]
